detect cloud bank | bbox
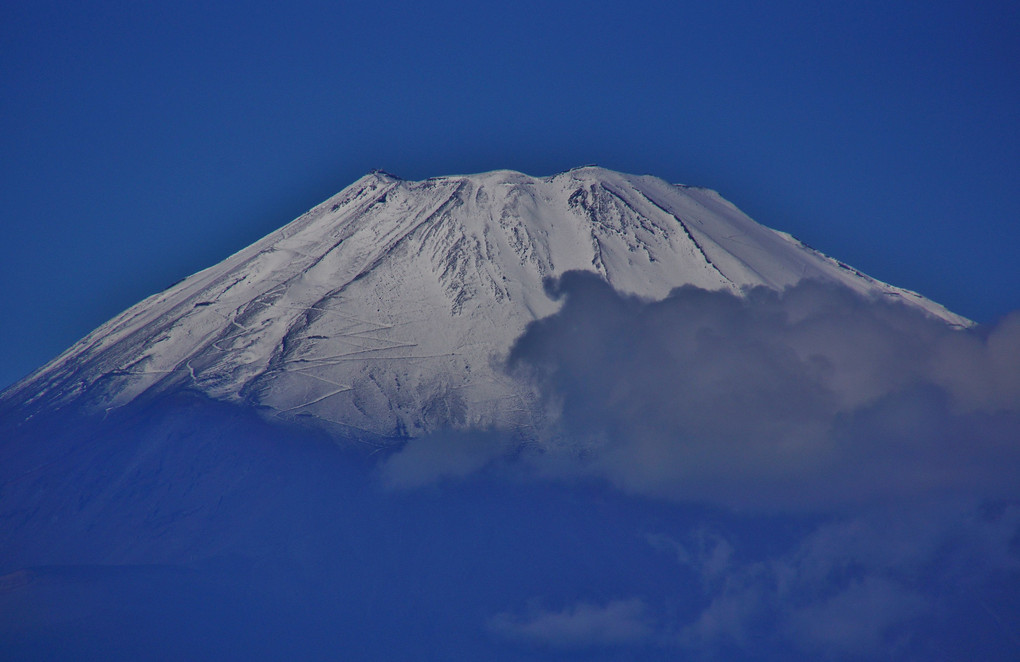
[375,272,1020,658]
[502,272,1020,510]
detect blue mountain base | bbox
[0,395,1016,661]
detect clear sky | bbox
[2,0,1017,389]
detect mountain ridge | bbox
[1,167,971,439]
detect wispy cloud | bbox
[488,598,654,648]
[649,501,1020,657]
[378,429,508,489]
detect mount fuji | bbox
[2,167,1016,662]
[0,166,968,439]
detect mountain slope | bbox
[1,167,970,439]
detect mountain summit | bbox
[1,167,969,438]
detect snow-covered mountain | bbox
[0,166,970,439]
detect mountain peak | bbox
[1,168,970,439]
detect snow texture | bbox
[0,167,970,440]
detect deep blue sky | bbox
[2,0,1017,389]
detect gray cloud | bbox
[488,598,654,648]
[506,272,1020,510]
